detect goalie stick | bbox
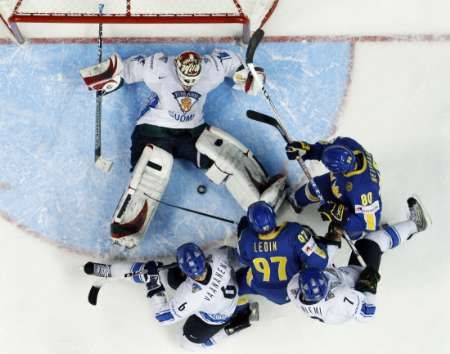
[246,110,367,267]
[87,261,177,306]
[142,192,238,225]
[94,3,113,173]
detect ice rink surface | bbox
[0,41,350,257]
[1,1,450,354]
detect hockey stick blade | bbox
[246,29,265,64]
[95,156,113,172]
[247,109,279,128]
[246,110,289,142]
[88,283,102,306]
[87,262,177,306]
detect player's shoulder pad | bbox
[210,247,228,263]
[177,278,203,301]
[206,49,236,72]
[288,222,315,243]
[148,52,171,72]
[334,136,364,151]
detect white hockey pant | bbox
[364,220,418,252]
[195,126,286,211]
[111,145,173,248]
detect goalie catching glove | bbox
[80,53,124,95]
[233,64,265,96]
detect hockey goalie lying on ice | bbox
[80,49,286,248]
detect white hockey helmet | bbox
[175,51,202,87]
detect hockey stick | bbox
[244,31,366,266]
[143,192,238,225]
[244,31,367,266]
[94,3,113,173]
[88,261,177,306]
[246,110,367,267]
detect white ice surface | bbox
[1,41,449,354]
[1,1,450,353]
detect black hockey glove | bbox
[324,222,345,244]
[237,216,249,238]
[144,261,165,298]
[285,141,311,160]
[318,201,349,226]
[355,266,381,295]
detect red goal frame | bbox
[5,0,251,44]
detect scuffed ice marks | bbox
[0,41,351,258]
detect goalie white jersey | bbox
[287,266,377,324]
[121,49,243,129]
[150,248,239,326]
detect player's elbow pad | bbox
[155,310,175,325]
[358,303,376,321]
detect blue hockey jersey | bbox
[238,222,329,290]
[295,137,382,239]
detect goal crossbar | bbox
[5,0,250,44]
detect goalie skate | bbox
[111,145,173,248]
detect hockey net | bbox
[0,0,279,44]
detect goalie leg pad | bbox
[196,126,275,210]
[196,126,267,209]
[111,145,173,248]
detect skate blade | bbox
[249,302,260,322]
[409,194,432,230]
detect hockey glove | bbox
[80,53,124,95]
[144,261,165,298]
[237,216,249,238]
[285,141,311,160]
[325,222,345,243]
[355,267,381,294]
[232,65,265,96]
[318,201,349,226]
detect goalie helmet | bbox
[247,201,277,234]
[298,268,329,303]
[321,145,356,174]
[176,242,206,279]
[175,51,202,87]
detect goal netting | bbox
[0,0,278,43]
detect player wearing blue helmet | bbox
[285,136,382,240]
[298,268,329,303]
[236,201,341,305]
[126,242,260,349]
[287,196,429,324]
[176,242,207,279]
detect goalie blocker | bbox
[111,127,287,247]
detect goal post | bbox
[3,0,261,44]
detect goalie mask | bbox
[175,51,202,87]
